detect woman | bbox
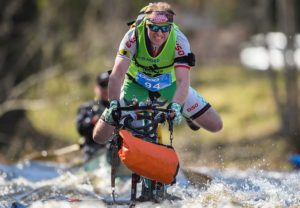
[93,2,222,144]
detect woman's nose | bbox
[156,29,163,35]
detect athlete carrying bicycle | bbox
[93,2,222,144]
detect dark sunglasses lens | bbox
[149,24,159,32]
[161,25,170,32]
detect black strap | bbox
[133,56,174,72]
[174,53,196,67]
[127,20,135,26]
[133,60,175,72]
[135,28,139,55]
[126,73,137,82]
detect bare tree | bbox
[254,0,299,147]
[278,0,299,144]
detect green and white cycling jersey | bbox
[117,26,192,71]
[103,22,211,120]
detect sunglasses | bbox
[148,24,171,33]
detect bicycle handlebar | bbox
[112,104,174,137]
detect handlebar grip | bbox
[111,108,121,122]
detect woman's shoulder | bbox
[174,27,189,44]
[174,27,191,55]
[118,28,137,60]
[123,28,136,40]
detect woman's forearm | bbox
[172,79,189,104]
[108,74,124,100]
[172,68,190,105]
[108,57,130,101]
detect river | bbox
[0,156,300,208]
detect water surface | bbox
[0,158,300,208]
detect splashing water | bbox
[0,158,300,208]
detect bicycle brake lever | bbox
[111,108,121,125]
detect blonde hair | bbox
[145,2,175,23]
[145,2,172,13]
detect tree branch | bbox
[0,99,49,117]
[0,65,63,117]
[7,65,61,99]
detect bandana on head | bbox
[146,11,174,24]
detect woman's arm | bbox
[108,56,131,101]
[172,67,190,105]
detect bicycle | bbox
[106,98,180,205]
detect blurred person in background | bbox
[76,71,110,161]
[93,2,223,144]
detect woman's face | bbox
[146,24,171,47]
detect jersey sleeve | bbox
[174,28,192,70]
[117,28,137,60]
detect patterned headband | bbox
[146,11,175,24]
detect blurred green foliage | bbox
[194,66,278,142]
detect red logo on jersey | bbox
[126,36,136,48]
[175,43,185,56]
[187,103,198,112]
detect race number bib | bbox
[136,72,172,92]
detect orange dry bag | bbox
[118,129,179,184]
